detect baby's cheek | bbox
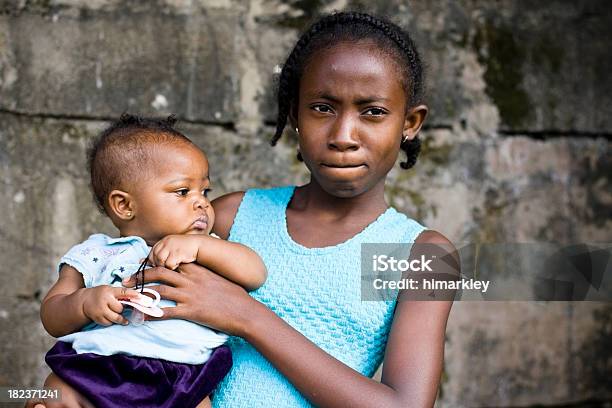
[206,207,215,234]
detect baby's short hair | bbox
[88,113,195,214]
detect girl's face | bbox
[294,40,426,198]
[127,143,215,244]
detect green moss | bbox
[444,96,457,118]
[455,30,470,48]
[575,304,612,395]
[532,36,563,75]
[420,137,452,166]
[473,22,532,128]
[470,189,506,243]
[406,189,428,221]
[386,184,428,221]
[59,123,90,142]
[16,0,55,15]
[578,155,612,227]
[273,0,325,30]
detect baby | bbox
[38,114,267,408]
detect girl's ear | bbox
[108,190,135,221]
[402,104,428,141]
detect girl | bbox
[123,11,456,408]
[36,114,267,408]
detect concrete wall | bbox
[0,0,610,406]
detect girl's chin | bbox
[318,179,368,198]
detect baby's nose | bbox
[193,196,209,209]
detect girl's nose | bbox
[328,114,360,152]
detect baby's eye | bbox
[312,104,333,114]
[175,188,189,197]
[363,107,388,116]
[202,188,212,198]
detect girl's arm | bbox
[123,193,454,408]
[234,229,454,407]
[42,265,141,337]
[127,232,452,408]
[242,281,452,408]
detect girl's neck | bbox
[291,178,388,221]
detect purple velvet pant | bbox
[46,341,232,408]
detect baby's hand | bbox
[82,286,142,326]
[149,234,201,270]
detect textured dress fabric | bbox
[212,186,427,408]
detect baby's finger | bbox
[104,310,128,325]
[108,297,125,314]
[146,251,158,267]
[153,246,170,266]
[95,316,114,327]
[164,254,183,271]
[112,287,142,300]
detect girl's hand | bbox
[122,263,258,336]
[81,285,142,326]
[149,235,200,270]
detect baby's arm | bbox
[41,265,142,337]
[149,235,267,291]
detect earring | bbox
[402,134,410,144]
[126,211,132,218]
[296,128,303,161]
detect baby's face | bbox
[129,143,215,244]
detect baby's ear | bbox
[108,190,135,221]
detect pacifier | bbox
[119,288,164,326]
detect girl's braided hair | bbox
[271,11,425,169]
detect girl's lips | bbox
[321,163,367,168]
[319,163,368,179]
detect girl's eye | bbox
[312,104,333,114]
[202,188,212,198]
[175,188,189,197]
[363,107,387,116]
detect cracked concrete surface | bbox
[0,1,610,406]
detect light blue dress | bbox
[57,234,228,364]
[212,186,427,407]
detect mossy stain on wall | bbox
[473,22,531,129]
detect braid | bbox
[271,11,425,169]
[400,137,421,169]
[270,15,338,146]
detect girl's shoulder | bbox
[212,186,294,239]
[212,191,245,239]
[414,229,453,245]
